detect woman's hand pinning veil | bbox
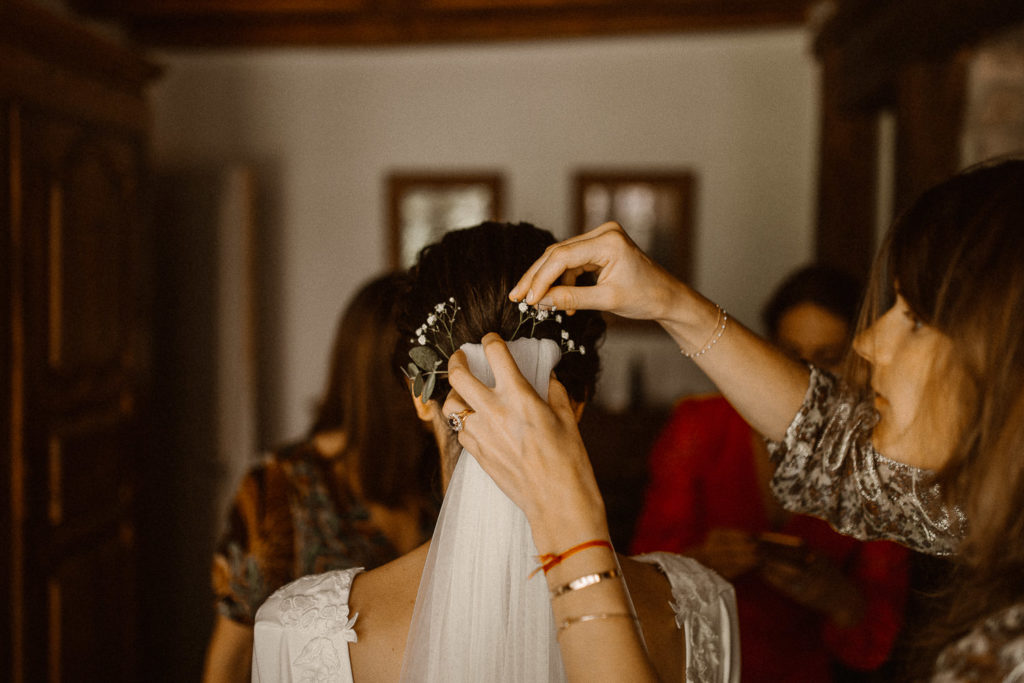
[443,333,609,550]
[508,221,685,323]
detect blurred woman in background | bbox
[202,273,439,682]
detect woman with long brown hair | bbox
[203,273,438,682]
[451,158,1024,679]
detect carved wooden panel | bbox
[12,104,146,683]
[2,5,156,681]
[48,532,138,682]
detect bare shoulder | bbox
[347,543,429,682]
[619,555,683,683]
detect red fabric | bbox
[630,395,909,682]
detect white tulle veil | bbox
[399,337,567,682]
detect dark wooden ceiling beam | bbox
[815,0,1024,110]
[67,0,815,47]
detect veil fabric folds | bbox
[399,338,567,683]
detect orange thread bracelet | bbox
[529,539,613,579]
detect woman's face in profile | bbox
[852,293,963,470]
[773,302,850,373]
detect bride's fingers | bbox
[439,387,468,418]
[480,334,539,397]
[446,349,492,413]
[546,376,573,418]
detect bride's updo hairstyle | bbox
[396,221,606,405]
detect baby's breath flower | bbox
[427,314,437,325]
[555,314,563,323]
[418,335,427,345]
[561,330,569,340]
[518,301,528,313]
[580,346,586,355]
[435,303,445,313]
[567,340,575,350]
[536,310,548,321]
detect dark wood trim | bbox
[0,2,160,92]
[68,0,815,47]
[892,54,969,218]
[814,47,878,279]
[0,3,160,133]
[814,0,1024,110]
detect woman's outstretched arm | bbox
[445,336,658,683]
[509,221,809,441]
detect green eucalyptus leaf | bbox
[410,346,439,370]
[413,372,424,397]
[406,362,418,378]
[422,372,437,403]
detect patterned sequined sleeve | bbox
[765,367,965,556]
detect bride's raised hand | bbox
[508,221,686,323]
[443,333,608,548]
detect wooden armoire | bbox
[1,3,159,680]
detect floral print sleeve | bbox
[211,441,416,625]
[765,366,965,556]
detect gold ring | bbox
[446,409,474,432]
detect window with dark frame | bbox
[573,170,695,283]
[387,172,505,269]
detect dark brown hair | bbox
[310,273,436,507]
[396,221,606,405]
[855,158,1024,665]
[761,264,863,341]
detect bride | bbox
[251,221,739,682]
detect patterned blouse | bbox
[767,367,1024,680]
[212,440,435,625]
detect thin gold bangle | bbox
[556,612,637,638]
[550,568,622,598]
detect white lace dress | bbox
[252,551,738,683]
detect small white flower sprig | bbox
[403,297,585,403]
[511,301,587,357]
[403,298,460,403]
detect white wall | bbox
[150,28,820,445]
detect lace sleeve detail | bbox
[252,568,363,683]
[766,367,965,555]
[632,552,740,683]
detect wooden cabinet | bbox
[1,3,159,680]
